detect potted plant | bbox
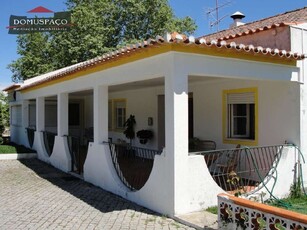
[123,115,136,145]
[136,129,153,144]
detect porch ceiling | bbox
[108,76,221,92]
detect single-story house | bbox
[3,7,307,216]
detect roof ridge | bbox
[200,6,307,40]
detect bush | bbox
[0,105,4,135]
[289,179,303,199]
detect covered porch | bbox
[11,38,304,216]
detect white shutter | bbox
[227,92,255,104]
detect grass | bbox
[205,206,218,215]
[268,195,307,215]
[206,198,307,215]
[0,142,36,154]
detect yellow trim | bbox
[108,98,127,132]
[222,87,258,146]
[21,43,297,93]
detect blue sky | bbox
[0,0,306,89]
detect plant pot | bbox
[139,139,148,144]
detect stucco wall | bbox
[106,78,300,150]
[291,24,307,187]
[31,77,300,151]
[108,86,164,150]
[192,79,300,148]
[226,26,291,51]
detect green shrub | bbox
[290,179,303,199]
[206,206,218,214]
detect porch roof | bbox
[2,84,21,92]
[6,33,306,92]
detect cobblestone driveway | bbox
[0,159,194,230]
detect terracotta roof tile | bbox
[7,33,306,91]
[2,84,21,92]
[201,7,307,41]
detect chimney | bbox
[230,11,245,28]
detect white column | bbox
[57,93,68,136]
[34,96,50,162]
[50,92,70,172]
[93,85,108,143]
[22,100,29,129]
[165,71,189,215]
[21,100,30,146]
[84,85,109,187]
[36,97,45,132]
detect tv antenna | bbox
[207,0,232,32]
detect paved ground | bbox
[0,159,195,230]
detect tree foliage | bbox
[8,33,54,83]
[9,0,197,82]
[0,92,9,132]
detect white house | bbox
[3,7,307,217]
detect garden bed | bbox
[218,193,307,229]
[268,196,307,215]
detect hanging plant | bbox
[123,115,136,145]
[136,129,153,144]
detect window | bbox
[11,105,22,126]
[108,99,126,131]
[223,88,257,145]
[114,100,126,129]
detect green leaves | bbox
[8,33,54,82]
[9,0,197,83]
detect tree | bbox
[8,33,54,83]
[0,92,9,132]
[9,0,197,82]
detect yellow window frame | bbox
[222,87,258,146]
[108,98,127,132]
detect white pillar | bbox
[93,85,108,143]
[22,100,29,129]
[21,100,30,147]
[57,93,68,136]
[34,97,50,162]
[165,71,189,215]
[50,92,70,172]
[84,85,109,187]
[36,97,45,132]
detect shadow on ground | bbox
[19,158,157,216]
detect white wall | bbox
[109,86,164,149]
[291,24,307,187]
[192,79,300,149]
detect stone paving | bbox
[0,159,195,230]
